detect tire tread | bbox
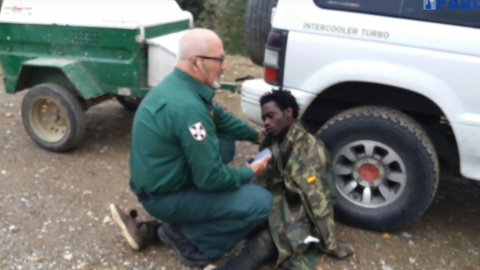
[318,106,439,230]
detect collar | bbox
[173,67,215,103]
[266,120,307,147]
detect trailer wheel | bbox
[316,106,439,231]
[21,83,86,152]
[116,96,143,111]
[244,0,278,66]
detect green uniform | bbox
[128,68,272,259]
[254,121,354,269]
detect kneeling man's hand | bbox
[249,155,271,177]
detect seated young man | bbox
[214,90,354,270]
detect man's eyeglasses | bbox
[195,55,226,64]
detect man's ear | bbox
[284,107,293,118]
[193,60,199,71]
[189,57,199,71]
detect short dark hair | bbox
[260,89,299,119]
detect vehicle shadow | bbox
[76,100,136,154]
[412,175,480,235]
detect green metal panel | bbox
[144,20,190,39]
[0,23,142,91]
[0,20,189,97]
[19,58,103,98]
[220,82,238,92]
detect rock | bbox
[9,225,19,233]
[1,170,6,175]
[379,259,393,270]
[77,262,88,269]
[382,233,392,239]
[5,112,13,117]
[27,256,42,262]
[64,253,73,260]
[402,232,412,238]
[103,215,112,224]
[203,265,217,270]
[388,255,396,261]
[20,198,31,208]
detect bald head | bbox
[175,28,227,90]
[177,28,223,61]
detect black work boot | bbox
[110,204,162,251]
[157,223,212,268]
[215,228,278,270]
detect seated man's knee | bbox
[243,185,273,219]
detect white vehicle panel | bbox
[242,0,480,181]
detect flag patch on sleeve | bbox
[307,175,317,184]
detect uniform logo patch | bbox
[189,122,207,141]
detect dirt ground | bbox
[1,55,480,270]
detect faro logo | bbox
[424,0,480,9]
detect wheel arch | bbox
[15,66,88,110]
[15,58,105,108]
[301,81,461,174]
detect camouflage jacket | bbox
[253,121,353,269]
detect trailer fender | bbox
[16,58,103,99]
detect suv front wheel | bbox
[316,106,439,231]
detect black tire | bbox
[316,106,439,231]
[21,83,86,152]
[244,0,278,66]
[116,96,143,111]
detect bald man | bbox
[109,28,272,268]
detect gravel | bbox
[1,57,480,270]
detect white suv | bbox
[241,0,480,231]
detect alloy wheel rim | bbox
[333,140,407,208]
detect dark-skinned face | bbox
[261,101,293,137]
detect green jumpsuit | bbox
[129,68,272,259]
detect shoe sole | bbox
[157,227,211,268]
[109,203,140,251]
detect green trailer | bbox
[0,0,236,152]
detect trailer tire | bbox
[244,0,278,66]
[21,83,86,152]
[316,106,439,231]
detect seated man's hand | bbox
[329,241,354,259]
[249,155,271,177]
